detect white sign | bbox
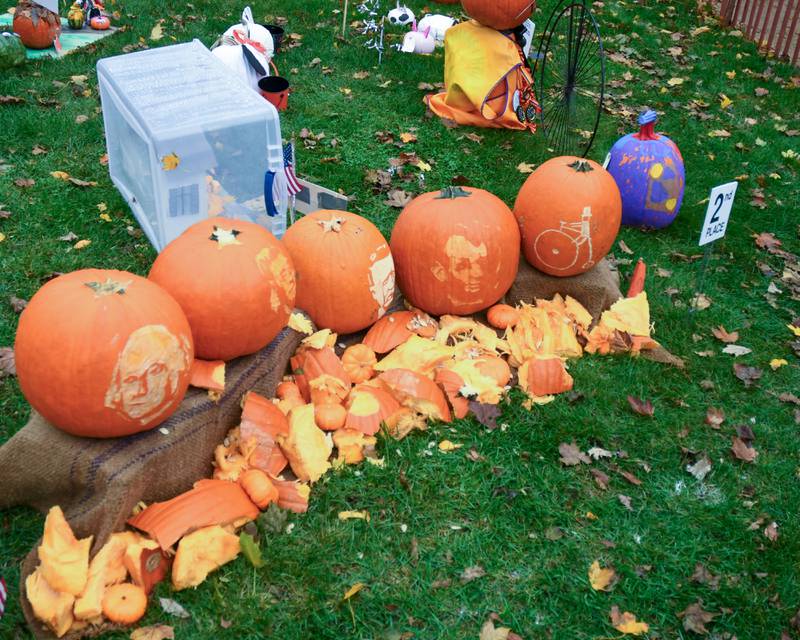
[699,181,737,246]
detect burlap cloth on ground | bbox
[1,325,303,639]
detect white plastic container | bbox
[97,39,287,251]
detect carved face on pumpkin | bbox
[105,325,191,423]
[368,247,395,317]
[431,235,488,296]
[257,246,296,312]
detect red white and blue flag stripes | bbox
[0,576,7,620]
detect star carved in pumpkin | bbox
[209,226,242,247]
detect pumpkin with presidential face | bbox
[390,186,520,316]
[14,270,194,438]
[149,217,296,361]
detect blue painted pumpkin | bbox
[608,110,685,229]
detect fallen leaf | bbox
[479,617,518,640]
[705,407,725,429]
[544,526,564,540]
[469,401,501,430]
[678,600,717,634]
[438,440,462,453]
[343,582,364,600]
[627,396,654,417]
[667,77,685,86]
[733,363,763,387]
[73,239,91,250]
[385,189,413,208]
[618,469,642,486]
[690,563,720,590]
[610,606,649,635]
[588,560,617,591]
[353,71,370,80]
[159,597,190,619]
[399,132,417,144]
[516,162,536,174]
[686,456,712,481]
[691,293,712,310]
[9,296,27,313]
[722,345,752,357]
[708,129,731,138]
[14,178,34,188]
[778,392,800,405]
[75,115,89,124]
[460,565,486,583]
[764,521,779,541]
[161,153,180,171]
[0,347,16,378]
[591,468,610,490]
[559,441,591,466]
[417,81,435,90]
[712,326,739,343]
[618,240,634,255]
[130,625,174,640]
[588,447,613,460]
[753,232,781,251]
[150,22,164,40]
[770,358,788,370]
[731,436,758,462]
[618,494,633,511]
[219,618,232,629]
[755,87,769,97]
[338,510,370,521]
[68,177,97,187]
[58,231,78,242]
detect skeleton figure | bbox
[387,1,414,27]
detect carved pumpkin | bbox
[102,583,147,625]
[607,110,685,229]
[13,0,61,49]
[282,210,395,333]
[239,468,279,508]
[315,403,348,431]
[391,187,520,316]
[15,270,194,438]
[89,14,111,30]
[514,157,622,277]
[461,0,534,30]
[149,217,295,361]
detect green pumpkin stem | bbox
[436,186,472,200]
[84,279,130,295]
[568,160,594,173]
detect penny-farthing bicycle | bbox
[531,0,606,157]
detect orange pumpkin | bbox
[342,344,377,383]
[239,468,279,508]
[149,217,295,361]
[514,157,622,277]
[486,304,520,330]
[14,270,193,438]
[282,210,395,333]
[461,0,534,30]
[102,583,147,625]
[13,1,61,49]
[276,380,302,400]
[390,187,520,316]
[315,403,348,431]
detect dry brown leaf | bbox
[385,189,413,208]
[627,396,654,417]
[764,521,779,541]
[610,606,649,635]
[618,239,634,255]
[705,407,725,429]
[14,178,34,188]
[591,468,609,490]
[731,436,757,462]
[559,441,591,466]
[0,347,15,378]
[516,162,536,174]
[130,625,175,640]
[618,494,633,511]
[678,600,717,634]
[733,363,762,387]
[460,565,486,583]
[588,560,617,591]
[711,326,739,343]
[9,296,27,313]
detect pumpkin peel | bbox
[362,311,415,353]
[189,358,225,392]
[171,525,240,590]
[375,335,453,377]
[272,476,311,513]
[379,368,451,423]
[345,384,401,435]
[73,534,130,620]
[239,391,289,475]
[333,428,377,464]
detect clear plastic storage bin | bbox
[97,39,287,251]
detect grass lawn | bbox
[1,0,799,638]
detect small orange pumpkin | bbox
[461,0,535,30]
[14,270,194,438]
[239,468,279,509]
[390,187,520,316]
[486,304,520,330]
[315,403,348,431]
[276,380,302,400]
[101,583,147,625]
[283,210,395,333]
[149,217,296,361]
[514,157,622,277]
[342,344,377,383]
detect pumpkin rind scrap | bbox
[278,404,333,482]
[362,311,415,353]
[172,525,241,591]
[291,346,351,403]
[374,335,453,377]
[26,569,75,638]
[74,535,130,620]
[461,0,534,30]
[519,358,574,397]
[122,537,160,588]
[15,269,194,438]
[345,384,401,435]
[271,476,311,513]
[514,157,622,277]
[149,217,295,361]
[189,358,226,392]
[283,210,395,333]
[487,304,520,330]
[37,506,92,597]
[379,369,452,423]
[333,429,377,464]
[240,391,289,476]
[101,583,147,624]
[239,468,279,508]
[391,187,520,316]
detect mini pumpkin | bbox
[282,210,395,333]
[239,468,279,509]
[514,157,622,277]
[89,14,111,29]
[67,2,85,29]
[342,344,378,383]
[102,583,147,625]
[149,217,295,361]
[315,403,348,431]
[391,187,520,316]
[15,270,194,438]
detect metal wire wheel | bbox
[536,1,605,157]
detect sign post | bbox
[691,181,738,314]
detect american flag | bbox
[0,576,7,620]
[282,142,302,196]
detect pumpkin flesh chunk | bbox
[74,534,131,620]
[278,404,333,482]
[26,569,75,638]
[38,506,92,597]
[172,525,241,590]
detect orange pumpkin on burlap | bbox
[14,270,193,438]
[461,0,535,30]
[390,187,520,316]
[149,217,296,361]
[514,157,622,277]
[282,210,395,334]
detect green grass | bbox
[1,0,799,638]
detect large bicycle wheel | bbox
[537,1,605,157]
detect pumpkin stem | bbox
[567,160,594,173]
[209,226,242,247]
[634,109,660,141]
[84,278,131,296]
[317,217,344,233]
[435,186,472,200]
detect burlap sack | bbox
[1,325,302,640]
[504,257,622,319]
